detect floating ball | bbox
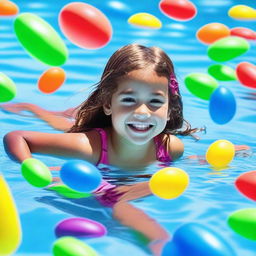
[52,236,98,256]
[21,158,52,187]
[228,5,256,20]
[236,62,256,89]
[184,73,218,100]
[59,3,112,49]
[0,72,17,102]
[207,36,250,62]
[48,184,91,199]
[14,13,68,66]
[162,223,234,256]
[196,23,230,44]
[206,140,235,168]
[228,208,256,240]
[0,175,22,256]
[209,86,236,124]
[38,67,66,94]
[55,217,107,238]
[208,64,236,81]
[0,0,19,15]
[149,167,189,199]
[128,13,162,29]
[230,27,256,40]
[235,171,256,201]
[60,160,102,193]
[159,0,197,21]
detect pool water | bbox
[0,0,256,255]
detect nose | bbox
[133,104,151,120]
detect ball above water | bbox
[60,160,102,193]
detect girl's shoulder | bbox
[163,134,184,161]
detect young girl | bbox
[3,44,207,255]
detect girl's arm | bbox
[3,130,100,163]
[1,103,77,131]
[168,135,184,161]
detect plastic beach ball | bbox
[196,23,230,45]
[52,236,98,256]
[0,72,17,102]
[128,13,162,29]
[159,0,197,21]
[209,86,236,125]
[149,167,189,199]
[59,2,112,49]
[207,36,250,62]
[14,13,68,66]
[228,208,256,241]
[60,160,102,193]
[184,73,218,100]
[0,0,19,16]
[235,171,256,201]
[208,64,236,81]
[236,62,256,89]
[38,67,66,94]
[162,223,234,256]
[228,5,256,20]
[230,27,256,40]
[206,140,235,168]
[55,217,107,238]
[21,158,52,187]
[0,175,22,256]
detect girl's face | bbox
[104,68,169,145]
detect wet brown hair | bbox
[68,44,197,137]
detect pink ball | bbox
[59,3,112,49]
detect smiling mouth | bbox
[127,123,154,132]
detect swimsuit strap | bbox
[94,128,109,165]
[154,135,172,163]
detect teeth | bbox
[127,122,153,131]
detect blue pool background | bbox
[1,0,256,255]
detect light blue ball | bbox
[209,86,236,125]
[162,223,234,256]
[60,160,102,193]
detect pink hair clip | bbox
[169,73,179,95]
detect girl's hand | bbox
[0,103,36,114]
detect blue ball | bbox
[162,223,234,256]
[209,86,236,125]
[60,160,102,193]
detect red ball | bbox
[159,0,197,21]
[230,27,256,40]
[59,3,112,49]
[236,62,256,89]
[235,171,256,201]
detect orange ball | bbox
[0,0,19,16]
[196,23,230,44]
[38,67,66,94]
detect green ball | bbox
[208,64,237,81]
[21,158,52,187]
[207,36,250,62]
[52,237,98,256]
[184,73,218,100]
[0,73,17,102]
[14,13,68,66]
[228,208,256,241]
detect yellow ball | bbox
[206,139,235,168]
[228,5,256,20]
[0,175,22,255]
[128,13,162,29]
[149,167,189,199]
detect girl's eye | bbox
[150,99,164,105]
[121,97,135,103]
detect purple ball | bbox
[55,217,107,238]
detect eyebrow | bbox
[118,91,165,96]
